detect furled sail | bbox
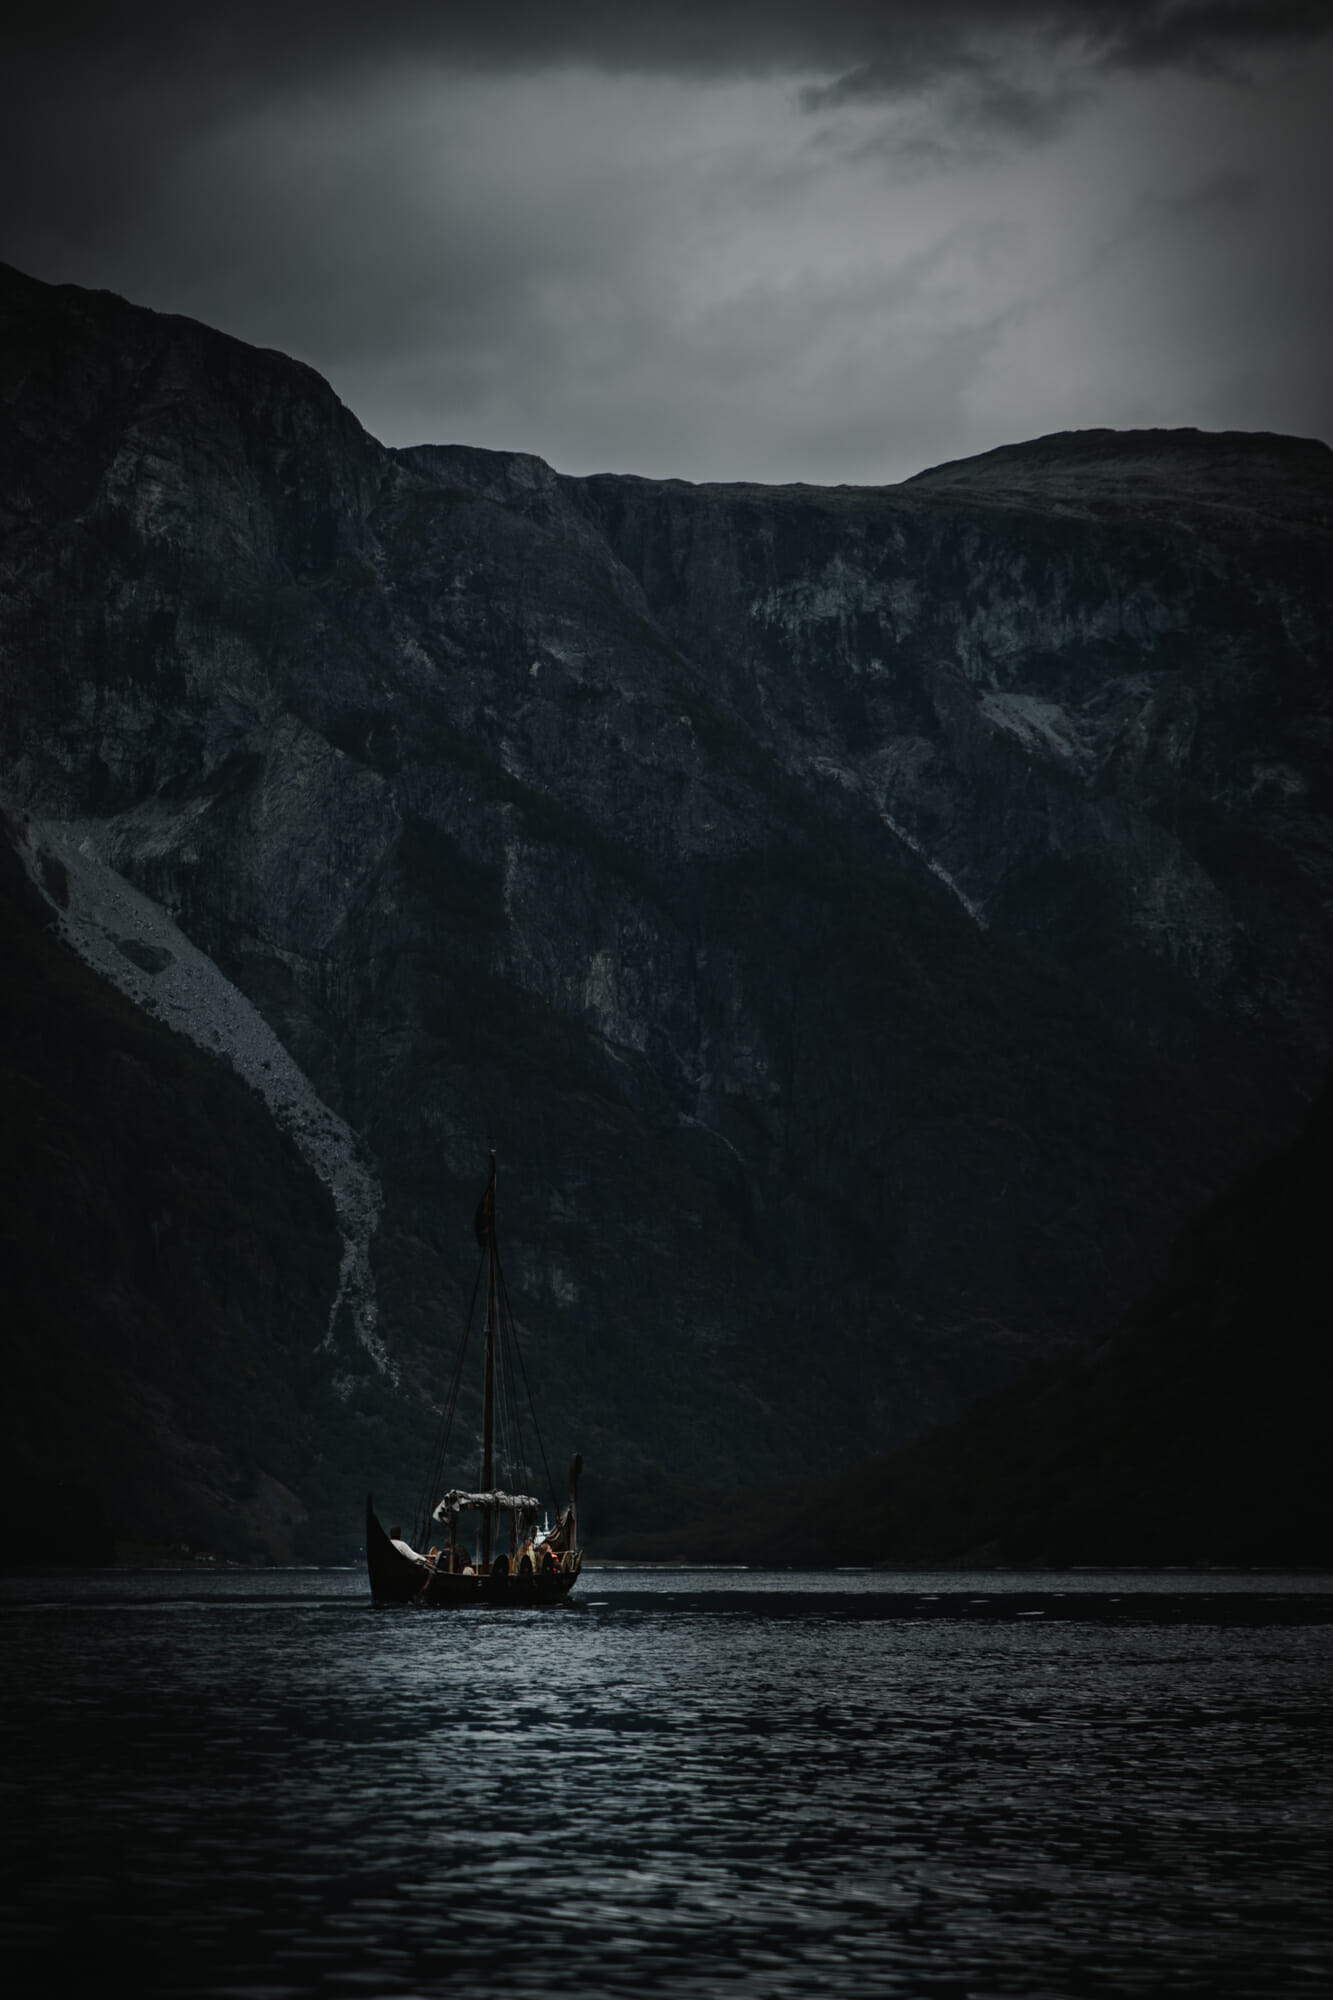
[432,1489,540,1525]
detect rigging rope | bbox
[411,1183,563,1546]
[495,1250,559,1516]
[494,1301,524,1498]
[413,1250,484,1548]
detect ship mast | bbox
[479,1149,497,1568]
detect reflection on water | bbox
[2,1569,1330,1997]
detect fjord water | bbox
[2,1571,1330,1999]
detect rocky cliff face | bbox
[2,263,1329,1554]
[0,810,343,1564]
[573,431,1333,1073]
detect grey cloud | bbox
[350,250,1005,486]
[6,4,1331,88]
[1094,2,1333,74]
[800,53,1088,151]
[0,1,1328,489]
[7,4,1325,273]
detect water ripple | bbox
[2,1570,1330,1997]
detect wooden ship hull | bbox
[366,1496,581,1608]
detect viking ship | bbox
[365,1152,583,1607]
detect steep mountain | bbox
[1,263,1330,1558]
[613,1072,1332,1567]
[0,807,343,1564]
[877,1066,1333,1566]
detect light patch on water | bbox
[3,1571,1329,2000]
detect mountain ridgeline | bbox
[1,262,1330,1561]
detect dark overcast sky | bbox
[3,2,1330,483]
